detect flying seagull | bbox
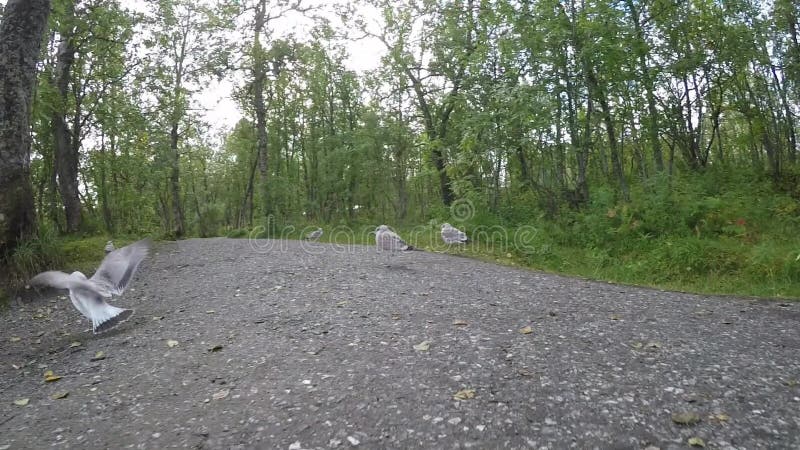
[104,240,115,254]
[30,238,151,334]
[304,227,323,241]
[441,223,468,244]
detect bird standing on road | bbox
[441,223,468,245]
[374,225,415,265]
[304,227,323,241]
[30,238,151,334]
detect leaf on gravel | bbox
[152,316,164,321]
[610,314,621,321]
[784,379,798,387]
[632,342,644,349]
[645,342,662,350]
[166,340,179,348]
[212,389,230,400]
[44,370,62,382]
[453,389,476,401]
[13,398,29,406]
[91,351,106,361]
[671,412,701,425]
[205,310,216,314]
[9,336,21,342]
[687,437,706,447]
[710,413,730,422]
[208,345,224,352]
[69,341,81,348]
[335,301,348,308]
[452,319,468,326]
[519,326,533,334]
[51,391,69,400]
[413,340,431,351]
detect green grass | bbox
[0,233,146,309]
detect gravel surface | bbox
[1,237,799,449]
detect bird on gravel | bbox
[440,223,468,245]
[304,227,323,241]
[104,240,115,254]
[374,225,415,264]
[30,238,151,334]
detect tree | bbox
[0,0,52,255]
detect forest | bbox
[0,0,799,298]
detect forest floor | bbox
[1,237,799,449]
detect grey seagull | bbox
[441,223,468,244]
[304,227,323,241]
[30,238,151,334]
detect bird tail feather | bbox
[93,308,134,334]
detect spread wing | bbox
[90,238,151,295]
[30,271,99,292]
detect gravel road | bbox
[1,237,798,449]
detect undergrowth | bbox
[4,168,798,302]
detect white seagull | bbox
[441,223,468,244]
[30,238,151,334]
[104,240,115,254]
[304,227,323,241]
[374,225,416,265]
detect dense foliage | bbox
[2,0,799,297]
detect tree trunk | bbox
[52,11,83,232]
[169,121,185,238]
[0,0,51,255]
[252,0,272,225]
[587,69,630,201]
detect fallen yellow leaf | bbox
[69,341,81,348]
[452,320,468,326]
[711,413,730,422]
[687,437,705,447]
[413,340,431,351]
[519,326,533,334]
[51,391,69,400]
[91,351,106,361]
[43,370,62,382]
[208,345,223,352]
[13,398,29,406]
[453,389,476,401]
[9,336,21,342]
[166,340,179,348]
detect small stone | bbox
[346,435,360,445]
[447,417,462,425]
[672,412,701,425]
[288,441,302,450]
[152,433,161,438]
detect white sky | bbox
[196,1,387,132]
[0,0,386,133]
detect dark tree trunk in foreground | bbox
[52,1,83,232]
[0,0,52,255]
